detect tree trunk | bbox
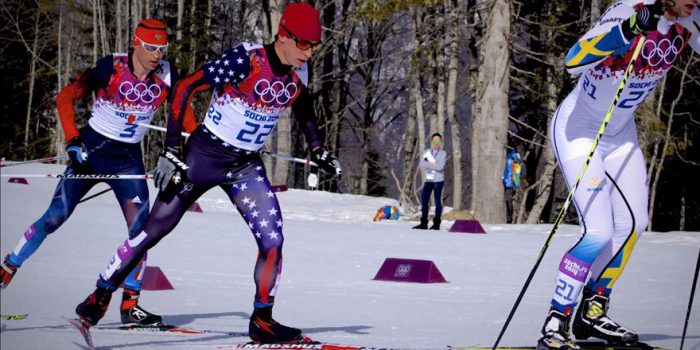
[272,109,291,186]
[526,24,559,224]
[176,0,185,41]
[189,0,197,71]
[591,0,602,25]
[445,0,463,210]
[93,0,98,63]
[97,0,109,56]
[116,0,123,52]
[433,3,446,136]
[23,10,41,160]
[470,0,510,223]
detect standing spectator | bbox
[502,148,523,224]
[413,133,447,230]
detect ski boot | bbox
[537,308,580,350]
[249,306,303,343]
[75,287,113,326]
[572,287,638,345]
[0,255,18,289]
[413,218,429,230]
[120,288,164,326]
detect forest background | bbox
[1,0,698,230]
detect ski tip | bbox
[62,315,97,350]
[0,313,29,320]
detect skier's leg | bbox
[550,143,613,313]
[539,102,614,349]
[572,132,647,344]
[109,172,164,325]
[222,160,301,342]
[6,169,95,268]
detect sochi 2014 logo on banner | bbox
[118,81,163,104]
[394,263,412,278]
[254,79,298,106]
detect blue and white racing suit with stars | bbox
[550,0,700,313]
[95,42,324,309]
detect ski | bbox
[451,342,666,350]
[62,316,96,350]
[94,323,247,336]
[218,343,397,350]
[0,313,29,320]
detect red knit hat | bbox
[135,18,168,45]
[278,3,322,42]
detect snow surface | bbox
[1,163,698,350]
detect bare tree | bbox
[445,0,463,209]
[470,0,511,223]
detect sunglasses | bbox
[135,36,168,54]
[280,24,321,51]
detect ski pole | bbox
[140,122,320,166]
[261,150,318,167]
[0,155,68,168]
[680,249,700,350]
[78,188,114,203]
[1,174,151,180]
[136,122,191,137]
[136,122,316,167]
[492,36,647,350]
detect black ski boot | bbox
[572,287,638,345]
[413,218,429,229]
[249,306,303,343]
[537,308,580,350]
[0,255,18,289]
[75,287,113,326]
[430,218,441,230]
[120,288,164,326]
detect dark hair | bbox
[431,132,442,139]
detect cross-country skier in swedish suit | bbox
[538,1,699,349]
[72,3,342,344]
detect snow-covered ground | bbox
[1,163,698,349]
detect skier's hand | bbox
[311,147,342,178]
[622,0,665,40]
[153,147,188,193]
[66,136,91,173]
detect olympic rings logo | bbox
[641,37,684,67]
[118,81,163,104]
[254,79,298,105]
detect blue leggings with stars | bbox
[97,125,284,307]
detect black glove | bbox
[66,136,91,173]
[153,147,189,193]
[621,0,665,41]
[311,147,342,178]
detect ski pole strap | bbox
[0,174,151,180]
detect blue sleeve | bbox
[202,44,251,90]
